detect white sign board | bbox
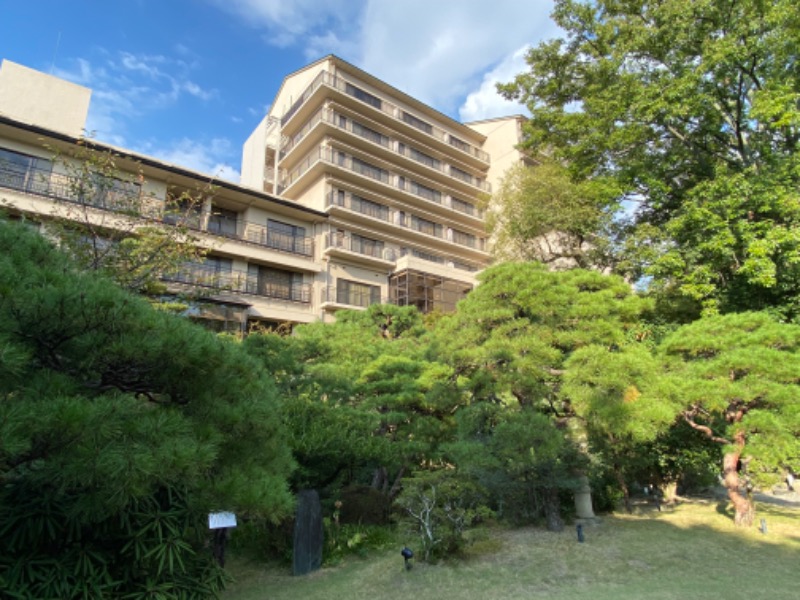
[208,512,237,529]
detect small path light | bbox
[401,546,414,570]
[760,518,767,535]
[576,523,585,543]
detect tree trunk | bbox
[723,431,754,527]
[614,466,632,514]
[660,481,677,504]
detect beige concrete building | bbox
[1,56,526,330]
[242,56,506,317]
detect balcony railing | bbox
[324,232,397,262]
[327,191,391,222]
[279,69,490,163]
[280,108,492,195]
[0,163,315,260]
[162,209,315,258]
[0,164,162,217]
[163,262,311,303]
[321,285,386,308]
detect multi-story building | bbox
[242,56,497,318]
[1,56,524,330]
[0,59,326,333]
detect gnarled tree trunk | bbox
[723,431,754,527]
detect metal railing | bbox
[321,285,386,308]
[324,232,396,261]
[163,262,312,303]
[279,70,490,163]
[0,164,162,217]
[327,191,391,222]
[0,164,315,259]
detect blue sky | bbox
[0,0,558,181]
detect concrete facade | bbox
[1,56,525,331]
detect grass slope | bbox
[224,500,800,600]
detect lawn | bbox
[222,499,800,600]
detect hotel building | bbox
[0,56,526,331]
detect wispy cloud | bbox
[136,137,241,182]
[210,0,559,118]
[53,49,217,144]
[208,0,364,48]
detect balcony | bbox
[321,285,387,310]
[281,108,491,195]
[0,163,161,217]
[163,262,312,303]
[323,232,397,267]
[327,191,391,222]
[165,209,315,258]
[279,70,490,165]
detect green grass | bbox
[222,499,800,600]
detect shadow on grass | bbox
[223,501,800,600]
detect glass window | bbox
[0,147,53,195]
[336,278,381,307]
[267,219,309,254]
[401,111,433,135]
[207,206,238,237]
[345,83,382,109]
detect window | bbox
[351,194,389,221]
[350,232,384,257]
[401,111,433,135]
[410,215,442,238]
[0,148,53,194]
[451,197,475,216]
[266,219,309,254]
[345,83,382,109]
[351,157,388,182]
[449,135,471,153]
[164,195,202,228]
[398,143,440,169]
[449,166,473,184]
[204,256,233,272]
[247,264,304,301]
[351,121,388,146]
[452,229,477,248]
[401,248,445,264]
[402,179,441,203]
[336,279,381,307]
[207,206,238,237]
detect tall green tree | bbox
[487,161,619,269]
[658,312,800,526]
[501,0,800,317]
[433,263,649,523]
[435,262,649,412]
[0,219,293,598]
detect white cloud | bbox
[53,50,216,143]
[208,0,363,47]
[458,45,530,122]
[137,137,241,182]
[212,0,559,119]
[356,0,559,115]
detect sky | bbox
[0,0,560,182]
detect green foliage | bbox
[396,471,491,562]
[41,141,210,293]
[659,312,800,487]
[487,161,620,268]
[435,262,649,410]
[448,406,581,528]
[322,522,396,565]
[0,219,293,598]
[502,0,800,317]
